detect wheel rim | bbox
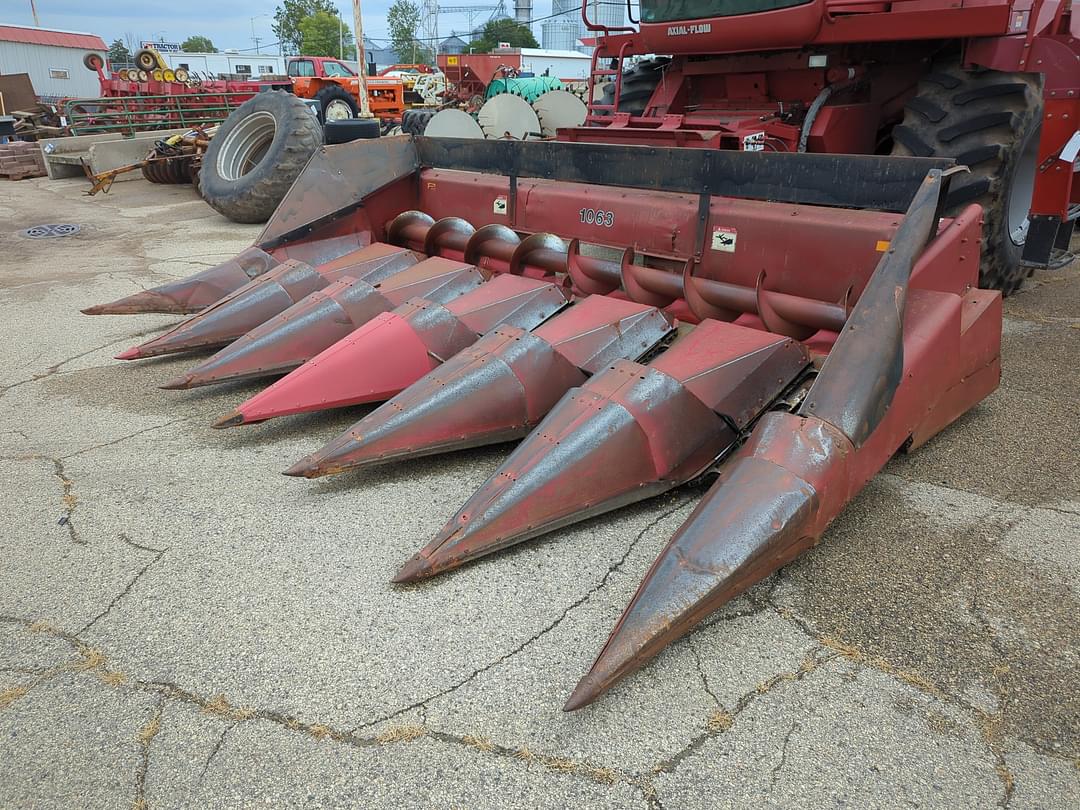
[215,111,277,181]
[1008,123,1041,246]
[325,100,353,121]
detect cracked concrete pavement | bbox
[1,177,1077,809]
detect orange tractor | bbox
[286,56,405,122]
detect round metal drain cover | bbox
[21,223,81,239]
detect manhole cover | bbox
[21,223,81,239]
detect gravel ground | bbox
[1,176,1077,809]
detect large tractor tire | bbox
[891,58,1043,293]
[596,56,669,117]
[199,91,322,224]
[315,85,358,122]
[401,108,437,136]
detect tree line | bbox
[105,0,539,69]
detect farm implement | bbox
[82,135,1001,708]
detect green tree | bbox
[273,0,337,54]
[299,10,354,59]
[468,18,538,53]
[181,35,217,53]
[107,39,132,66]
[387,0,432,64]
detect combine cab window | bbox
[640,0,811,21]
[322,61,356,77]
[289,60,315,77]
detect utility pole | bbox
[29,0,40,27]
[353,0,373,117]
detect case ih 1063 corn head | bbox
[81,0,1076,709]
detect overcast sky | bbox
[5,1,568,52]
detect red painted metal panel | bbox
[288,297,675,477]
[0,25,107,50]
[172,258,483,390]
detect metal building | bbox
[0,23,107,100]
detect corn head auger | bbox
[83,136,1001,709]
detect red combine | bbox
[76,0,1076,713]
[559,0,1078,293]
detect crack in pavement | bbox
[652,647,835,776]
[52,458,82,545]
[0,615,645,797]
[768,719,799,792]
[353,497,695,734]
[197,722,236,786]
[77,543,169,636]
[60,418,190,460]
[688,641,721,708]
[133,695,165,810]
[764,584,1023,806]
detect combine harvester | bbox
[82,0,1077,709]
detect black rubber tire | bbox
[891,58,1043,293]
[324,117,381,144]
[596,56,669,118]
[315,85,359,123]
[199,91,322,224]
[135,49,158,71]
[401,108,437,136]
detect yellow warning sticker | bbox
[447,56,459,65]
[875,240,890,252]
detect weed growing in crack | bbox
[462,734,495,752]
[706,709,733,732]
[375,724,426,744]
[0,686,30,710]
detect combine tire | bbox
[596,56,669,118]
[324,117,380,144]
[315,85,358,122]
[891,59,1043,293]
[199,91,322,224]
[402,108,436,136]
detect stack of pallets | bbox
[0,140,47,180]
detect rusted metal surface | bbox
[257,137,419,250]
[799,169,946,446]
[81,234,373,317]
[392,320,810,584]
[81,246,280,316]
[221,275,570,430]
[166,258,486,389]
[116,245,419,361]
[287,297,674,477]
[564,413,844,711]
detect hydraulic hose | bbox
[798,69,858,153]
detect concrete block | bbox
[41,129,189,182]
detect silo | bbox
[515,1,533,24]
[586,0,624,29]
[542,20,580,52]
[546,0,583,51]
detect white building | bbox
[158,51,289,79]
[0,23,107,100]
[515,48,592,81]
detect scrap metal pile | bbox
[83,136,1000,709]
